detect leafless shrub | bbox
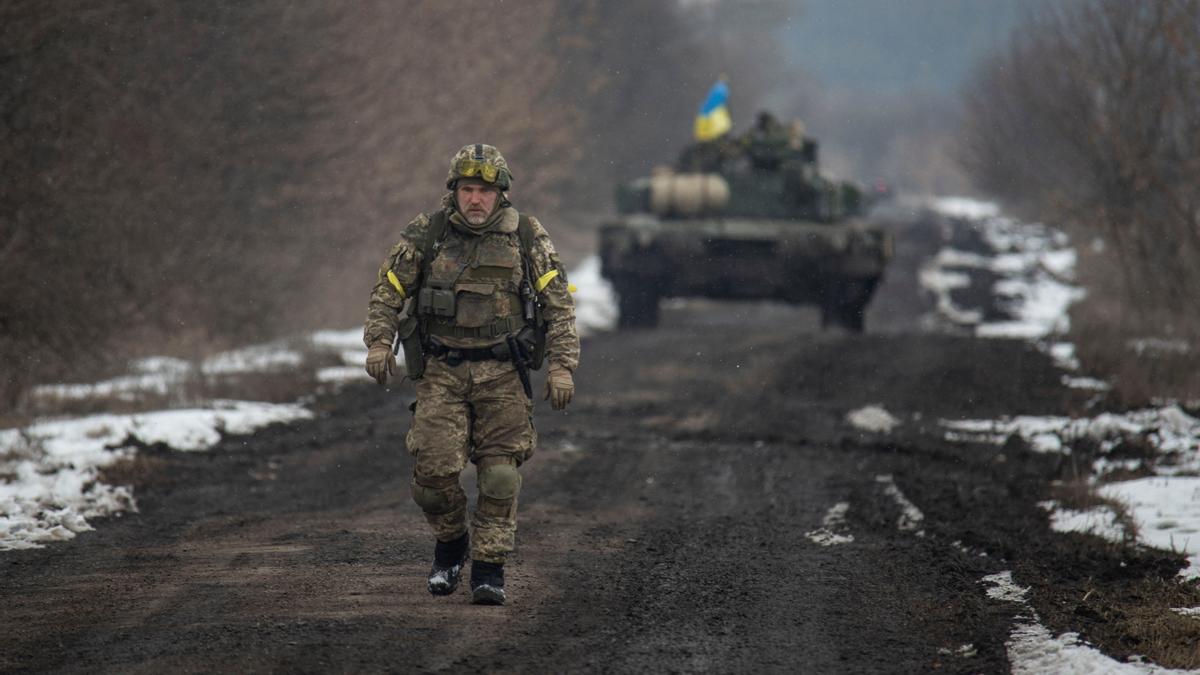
[961,0,1200,398]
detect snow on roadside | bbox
[927,198,1197,661]
[931,197,1002,220]
[943,407,1200,579]
[0,401,312,550]
[982,571,1194,674]
[876,474,925,535]
[570,255,618,336]
[30,356,192,402]
[31,342,308,403]
[200,344,304,375]
[940,405,1200,471]
[1098,478,1200,580]
[846,404,901,434]
[805,501,854,546]
[1038,501,1126,544]
[310,328,376,383]
[923,197,1086,341]
[310,328,367,353]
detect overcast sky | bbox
[782,0,1023,94]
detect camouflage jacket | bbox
[363,204,580,372]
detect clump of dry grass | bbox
[98,454,172,491]
[1085,578,1200,670]
[1046,478,1141,542]
[1067,249,1200,409]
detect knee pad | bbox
[412,476,461,514]
[477,462,521,501]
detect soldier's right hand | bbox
[544,365,574,410]
[366,342,396,385]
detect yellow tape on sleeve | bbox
[386,270,406,299]
[534,269,560,293]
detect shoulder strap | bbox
[516,214,534,259]
[418,210,449,284]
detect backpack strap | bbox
[418,210,449,285]
[516,214,534,262]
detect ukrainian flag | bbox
[694,80,732,142]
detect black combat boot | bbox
[469,560,505,605]
[427,532,469,596]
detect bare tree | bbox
[961,0,1200,331]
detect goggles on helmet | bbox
[456,159,502,184]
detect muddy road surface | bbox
[2,215,1189,673]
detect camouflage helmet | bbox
[446,143,513,191]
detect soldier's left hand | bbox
[544,366,574,410]
[366,342,396,385]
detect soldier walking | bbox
[363,144,579,605]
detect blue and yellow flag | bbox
[694,80,732,142]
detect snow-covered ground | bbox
[923,199,1200,579]
[924,198,1200,671]
[0,401,311,550]
[921,196,1085,340]
[1,258,617,551]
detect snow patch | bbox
[0,401,311,550]
[805,501,854,546]
[923,198,1085,340]
[981,571,1187,674]
[570,255,618,336]
[937,644,978,659]
[316,366,372,383]
[1128,338,1191,357]
[941,415,1070,454]
[940,406,1200,470]
[876,474,925,534]
[1007,621,1192,674]
[1099,477,1200,580]
[983,571,1029,603]
[310,328,367,352]
[1046,342,1082,371]
[951,407,1200,580]
[1062,375,1111,392]
[1039,501,1127,544]
[931,196,1001,220]
[846,405,901,434]
[201,345,303,375]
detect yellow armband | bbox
[386,270,406,299]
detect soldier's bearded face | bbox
[456,181,501,225]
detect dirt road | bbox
[2,213,1192,673]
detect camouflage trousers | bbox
[405,356,535,564]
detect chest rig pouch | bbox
[417,216,524,332]
[405,210,548,378]
[416,287,456,317]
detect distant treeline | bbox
[0,1,794,408]
[961,1,1200,361]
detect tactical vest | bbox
[414,210,541,343]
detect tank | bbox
[600,111,893,331]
